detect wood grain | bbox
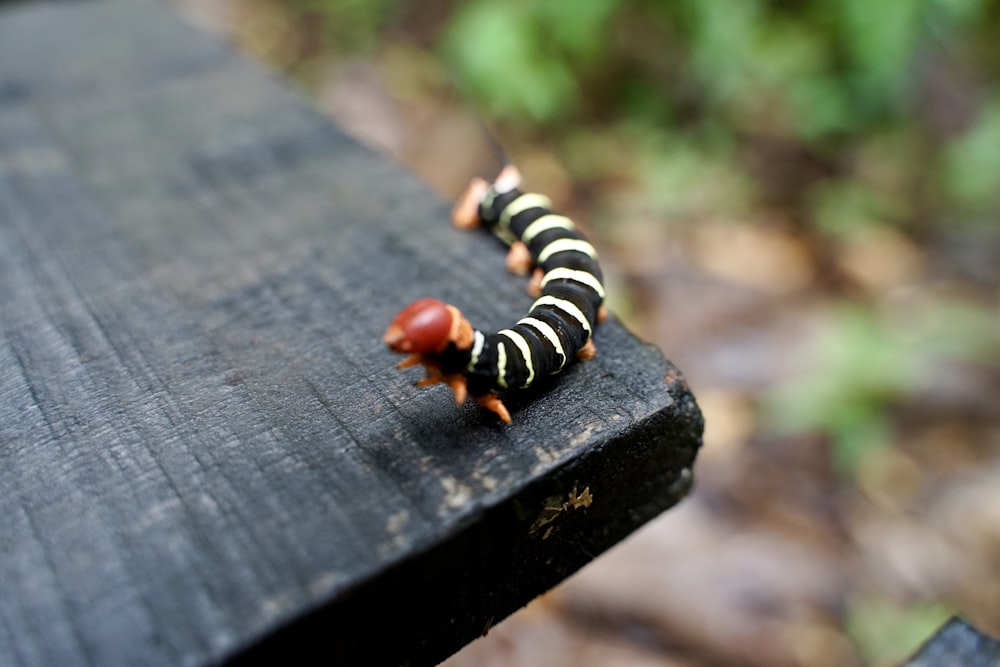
[0,1,702,665]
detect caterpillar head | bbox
[383,298,474,355]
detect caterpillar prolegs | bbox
[383,165,607,423]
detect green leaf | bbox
[291,0,400,53]
[761,304,921,476]
[939,97,1000,215]
[833,0,926,109]
[440,1,579,123]
[847,595,953,667]
[535,0,620,63]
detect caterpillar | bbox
[383,165,607,423]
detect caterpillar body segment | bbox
[384,166,607,423]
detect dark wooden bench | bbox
[0,1,702,665]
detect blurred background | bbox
[172,1,999,665]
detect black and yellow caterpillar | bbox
[383,165,607,423]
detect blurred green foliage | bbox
[940,96,1000,218]
[764,305,917,475]
[292,0,1000,231]
[437,0,1000,230]
[441,0,618,123]
[762,299,999,475]
[289,0,400,53]
[847,594,954,667]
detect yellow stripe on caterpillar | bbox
[466,330,486,372]
[517,316,566,371]
[520,214,575,245]
[498,329,535,387]
[499,193,553,231]
[531,295,592,337]
[537,238,598,264]
[496,340,508,389]
[540,267,606,299]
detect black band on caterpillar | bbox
[384,165,607,423]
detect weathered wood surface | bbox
[0,1,703,665]
[904,617,1000,667]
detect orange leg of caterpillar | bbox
[452,178,489,229]
[597,305,608,324]
[397,354,423,369]
[577,338,597,361]
[415,372,441,388]
[505,242,533,276]
[476,393,512,424]
[452,165,522,230]
[413,366,507,422]
[527,268,544,297]
[445,374,468,405]
[494,165,522,192]
[415,368,468,405]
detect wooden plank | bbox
[0,1,703,665]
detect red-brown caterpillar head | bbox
[383,298,473,355]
